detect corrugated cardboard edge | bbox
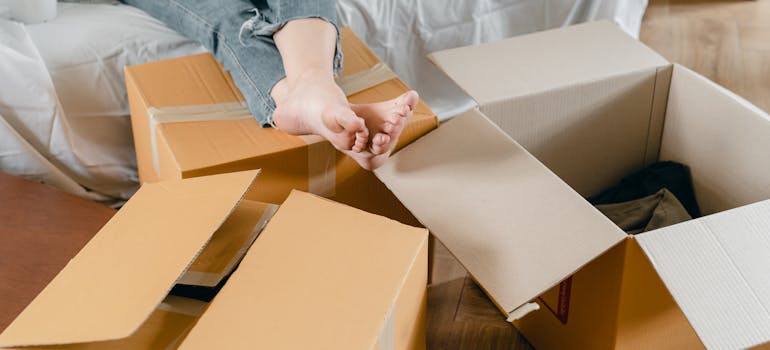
[373,225,429,350]
[125,65,159,183]
[642,65,673,166]
[637,200,770,350]
[177,202,278,287]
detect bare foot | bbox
[271,70,369,153]
[349,91,419,170]
[272,73,419,170]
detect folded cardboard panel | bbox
[429,21,672,197]
[477,68,664,196]
[660,65,770,215]
[3,296,207,350]
[612,238,703,350]
[514,238,631,350]
[125,28,438,216]
[177,190,428,350]
[637,200,770,350]
[376,109,626,316]
[0,170,258,347]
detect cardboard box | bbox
[125,28,437,227]
[0,171,428,349]
[0,172,115,333]
[375,21,770,349]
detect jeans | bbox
[121,0,342,126]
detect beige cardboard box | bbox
[0,171,428,350]
[376,21,770,349]
[125,28,437,227]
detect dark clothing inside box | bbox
[589,161,701,219]
[590,161,700,234]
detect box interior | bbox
[389,19,770,349]
[508,62,770,350]
[496,62,770,216]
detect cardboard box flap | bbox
[659,64,770,215]
[178,191,428,349]
[427,20,668,106]
[0,170,259,347]
[636,200,770,350]
[375,109,625,315]
[179,200,279,287]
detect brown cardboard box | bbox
[125,28,437,227]
[0,172,115,333]
[376,21,770,349]
[0,171,428,349]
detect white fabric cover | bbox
[0,3,204,204]
[0,1,646,202]
[337,0,648,120]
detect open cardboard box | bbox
[0,171,428,350]
[376,21,770,349]
[125,28,438,227]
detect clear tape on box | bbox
[144,62,398,197]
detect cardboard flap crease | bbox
[637,200,770,350]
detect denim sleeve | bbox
[239,0,343,76]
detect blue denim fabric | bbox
[122,0,342,126]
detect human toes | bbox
[352,130,369,153]
[331,107,369,153]
[370,133,391,155]
[380,91,418,133]
[321,107,367,150]
[396,90,419,112]
[346,150,388,171]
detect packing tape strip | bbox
[177,204,279,287]
[148,102,252,177]
[299,135,337,197]
[377,304,396,350]
[148,104,337,197]
[506,302,540,323]
[157,295,209,317]
[335,62,397,96]
[147,62,395,193]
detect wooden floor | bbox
[641,0,770,113]
[425,1,770,348]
